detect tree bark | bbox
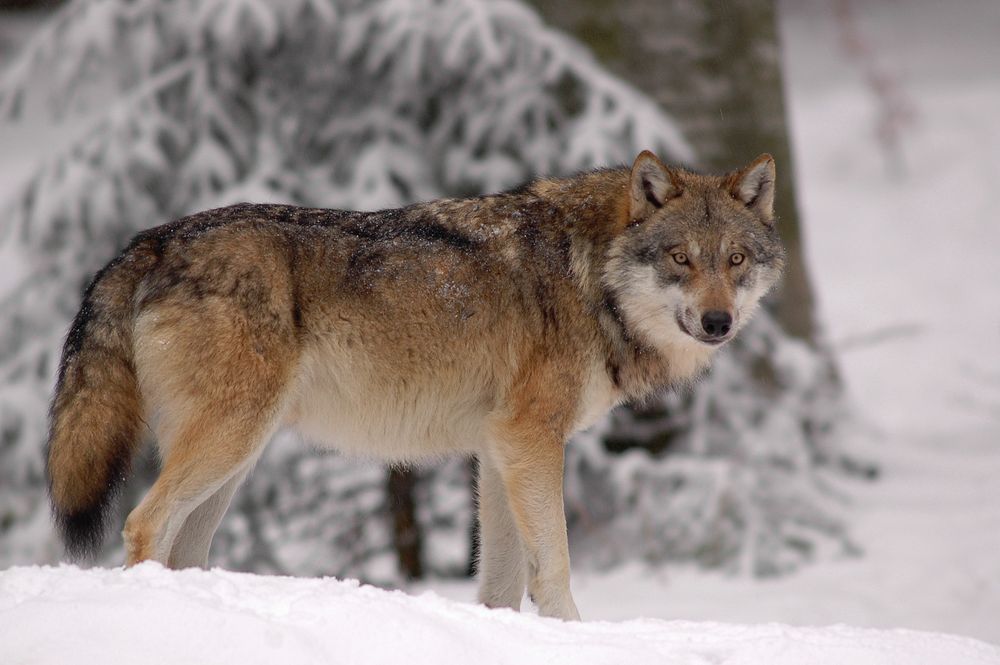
[387,467,423,580]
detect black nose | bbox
[701,310,732,338]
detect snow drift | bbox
[1,565,997,665]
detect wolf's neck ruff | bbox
[503,168,673,397]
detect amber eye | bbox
[672,253,688,265]
[730,252,745,266]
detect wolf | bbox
[46,150,784,620]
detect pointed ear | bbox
[629,150,681,223]
[731,154,776,222]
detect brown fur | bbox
[47,151,784,619]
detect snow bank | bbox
[1,565,997,665]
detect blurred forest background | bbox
[1,0,866,582]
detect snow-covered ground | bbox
[3,563,999,665]
[2,0,999,661]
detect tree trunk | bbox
[387,467,423,580]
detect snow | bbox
[794,83,1000,433]
[785,1,1000,637]
[2,564,998,665]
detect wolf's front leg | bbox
[476,457,527,611]
[487,432,580,621]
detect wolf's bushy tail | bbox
[47,241,154,559]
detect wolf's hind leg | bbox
[125,270,299,566]
[476,457,526,611]
[123,406,278,566]
[167,466,249,569]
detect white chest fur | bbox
[573,360,622,433]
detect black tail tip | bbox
[55,505,110,560]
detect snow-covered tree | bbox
[0,0,859,582]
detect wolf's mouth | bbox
[675,315,727,346]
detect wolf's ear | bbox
[731,154,776,223]
[629,150,681,223]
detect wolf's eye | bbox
[672,253,688,265]
[730,253,745,266]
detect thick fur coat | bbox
[47,151,785,619]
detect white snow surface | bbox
[2,563,998,665]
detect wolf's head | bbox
[605,151,786,352]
